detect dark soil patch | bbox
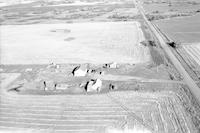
[64,37,75,41]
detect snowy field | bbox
[0,0,128,7]
[0,0,34,7]
[0,21,150,64]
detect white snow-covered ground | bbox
[43,1,125,7]
[0,0,125,7]
[35,1,105,7]
[0,21,150,64]
[0,0,34,7]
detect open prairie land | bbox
[0,0,137,24]
[142,0,200,13]
[141,0,200,21]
